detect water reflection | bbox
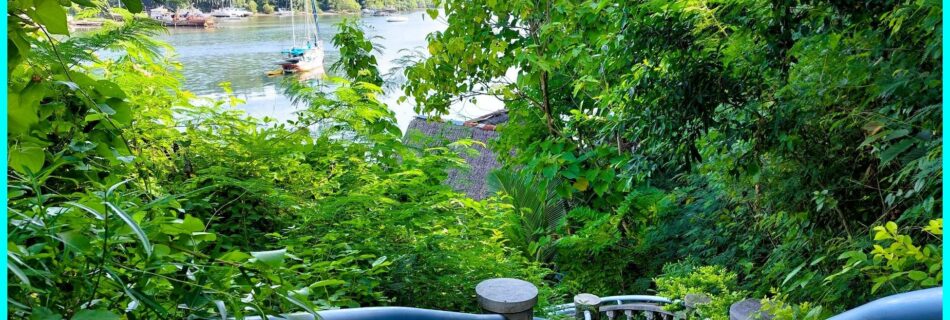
[159,12,501,131]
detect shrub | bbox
[654,263,747,320]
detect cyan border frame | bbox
[0,1,946,319]
[942,0,948,318]
[2,0,10,315]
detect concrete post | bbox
[573,293,601,320]
[730,298,773,320]
[475,278,539,320]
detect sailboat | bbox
[277,0,324,74]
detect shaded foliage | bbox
[408,0,942,314]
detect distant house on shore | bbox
[403,110,508,200]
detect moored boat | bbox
[150,6,215,28]
[373,9,397,16]
[210,7,252,18]
[386,16,408,22]
[279,45,324,73]
[275,0,324,75]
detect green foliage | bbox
[9,3,548,318]
[10,0,943,317]
[760,295,830,320]
[330,20,384,86]
[828,219,942,295]
[262,2,275,14]
[327,0,361,11]
[404,0,942,315]
[247,0,259,13]
[487,170,565,263]
[654,263,747,320]
[361,0,432,10]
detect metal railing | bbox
[243,307,508,320]
[236,280,941,320]
[546,295,673,316]
[828,287,942,320]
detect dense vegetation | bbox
[8,0,942,320]
[405,0,942,317]
[7,5,541,319]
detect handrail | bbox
[546,295,672,315]
[237,287,941,320]
[240,307,507,320]
[827,287,942,320]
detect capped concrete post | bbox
[573,293,601,320]
[476,278,539,320]
[730,298,773,320]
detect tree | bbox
[328,0,360,11]
[403,0,942,310]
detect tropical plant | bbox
[654,262,747,320]
[405,0,941,314]
[8,4,549,318]
[487,170,565,263]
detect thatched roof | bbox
[403,111,507,200]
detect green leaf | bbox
[57,231,92,252]
[105,202,153,257]
[427,8,438,19]
[218,250,252,262]
[71,310,119,320]
[885,221,898,234]
[181,214,205,233]
[907,270,928,281]
[33,0,70,35]
[310,279,346,287]
[8,90,40,135]
[214,300,228,320]
[102,267,169,316]
[879,140,914,165]
[282,293,318,315]
[8,259,30,286]
[371,256,388,268]
[9,146,45,174]
[70,0,96,7]
[29,307,63,320]
[121,0,143,13]
[251,249,287,267]
[782,262,806,286]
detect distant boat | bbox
[149,6,170,19]
[373,9,397,16]
[210,7,252,18]
[386,16,408,22]
[275,8,292,16]
[150,6,215,28]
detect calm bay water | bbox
[158,12,500,131]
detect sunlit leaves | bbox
[251,249,288,268]
[32,0,69,35]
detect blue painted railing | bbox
[545,295,673,316]
[240,285,941,320]
[244,307,507,320]
[828,287,942,320]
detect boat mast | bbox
[290,0,296,47]
[309,0,319,44]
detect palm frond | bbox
[488,169,566,263]
[34,15,167,67]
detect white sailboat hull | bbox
[280,47,324,73]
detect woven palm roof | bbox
[403,110,507,200]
